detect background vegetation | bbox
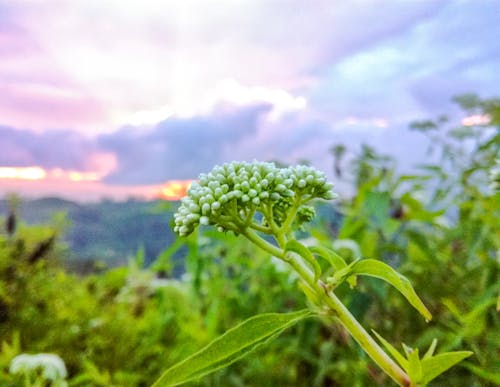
[0,95,498,386]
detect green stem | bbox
[240,229,411,386]
[280,199,300,234]
[263,204,281,236]
[287,256,410,386]
[241,228,283,258]
[321,290,411,386]
[249,222,273,234]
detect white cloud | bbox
[202,78,307,120]
[2,0,451,133]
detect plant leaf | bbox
[371,330,408,370]
[407,349,422,383]
[286,240,322,280]
[423,339,438,360]
[421,351,473,385]
[350,259,432,321]
[326,259,360,288]
[152,310,312,387]
[309,245,348,271]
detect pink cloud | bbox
[0,82,107,130]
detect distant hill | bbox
[0,197,178,267]
[0,197,342,274]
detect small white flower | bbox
[10,353,67,381]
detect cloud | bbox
[1,0,499,199]
[0,1,454,133]
[407,1,500,114]
[0,102,432,192]
[0,125,98,170]
[99,102,273,184]
[308,1,500,121]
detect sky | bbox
[0,0,499,201]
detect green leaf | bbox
[308,245,348,271]
[286,240,322,280]
[326,259,360,288]
[423,339,438,360]
[408,349,422,383]
[371,330,408,370]
[350,259,432,322]
[421,351,473,385]
[152,310,312,387]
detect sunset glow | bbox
[0,167,47,180]
[1,2,497,202]
[0,167,104,182]
[158,180,194,201]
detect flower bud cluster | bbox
[174,161,335,236]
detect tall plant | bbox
[154,161,471,386]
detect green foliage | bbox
[153,310,311,386]
[328,94,499,386]
[0,198,176,267]
[165,153,482,386]
[327,259,431,322]
[0,94,497,386]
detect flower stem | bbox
[241,229,411,386]
[320,289,411,386]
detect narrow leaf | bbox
[309,245,348,271]
[152,310,311,387]
[402,343,413,358]
[326,259,360,288]
[350,259,432,321]
[286,240,322,280]
[421,351,473,385]
[423,339,438,360]
[407,349,422,383]
[371,330,408,370]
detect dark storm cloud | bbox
[0,125,97,169]
[99,103,272,184]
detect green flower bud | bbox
[173,160,336,236]
[202,203,211,215]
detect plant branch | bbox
[242,227,411,386]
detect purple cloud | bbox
[0,125,98,170]
[0,0,499,200]
[99,103,273,184]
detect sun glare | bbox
[158,180,194,201]
[0,167,47,180]
[0,167,104,182]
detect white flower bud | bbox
[202,203,211,215]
